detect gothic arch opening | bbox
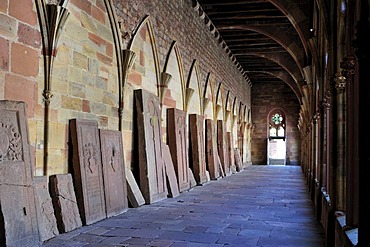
[267,108,286,165]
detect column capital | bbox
[340,55,356,79]
[334,72,346,93]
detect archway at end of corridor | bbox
[267,109,286,165]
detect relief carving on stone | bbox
[0,115,22,163]
[83,143,99,174]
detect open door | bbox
[268,138,286,165]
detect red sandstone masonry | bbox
[0,37,9,70]
[70,0,92,15]
[9,0,37,26]
[5,73,36,117]
[11,42,38,77]
[114,0,250,105]
[91,5,106,24]
[0,1,7,13]
[17,23,41,49]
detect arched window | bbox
[269,112,285,139]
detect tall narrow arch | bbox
[267,108,287,165]
[202,72,214,119]
[128,15,161,96]
[163,41,186,111]
[186,59,202,115]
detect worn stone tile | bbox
[42,166,325,247]
[187,232,220,244]
[157,231,191,241]
[99,236,131,245]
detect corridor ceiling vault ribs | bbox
[194,0,310,103]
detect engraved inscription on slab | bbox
[100,129,128,217]
[206,119,220,180]
[70,119,106,225]
[189,114,207,185]
[134,89,167,204]
[49,174,82,233]
[217,120,230,176]
[0,100,39,246]
[167,108,190,192]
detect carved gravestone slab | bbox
[167,108,190,192]
[162,144,180,198]
[34,176,59,242]
[217,120,230,176]
[134,89,167,204]
[234,148,243,172]
[0,100,40,246]
[189,114,207,185]
[49,174,82,233]
[99,129,128,217]
[205,119,220,180]
[126,167,145,207]
[227,132,236,173]
[70,119,106,225]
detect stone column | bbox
[341,56,358,227]
[321,90,331,192]
[355,4,370,244]
[334,72,346,212]
[313,111,321,213]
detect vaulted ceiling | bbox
[194,0,311,103]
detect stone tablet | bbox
[188,168,197,188]
[167,108,190,192]
[227,132,236,173]
[49,174,82,233]
[34,176,59,242]
[134,89,167,204]
[99,129,128,217]
[217,120,230,176]
[205,119,220,180]
[162,144,180,198]
[234,148,243,172]
[0,100,40,246]
[126,167,145,207]
[189,114,207,185]
[70,119,106,225]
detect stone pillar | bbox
[341,56,358,227]
[355,5,370,244]
[321,89,331,192]
[334,72,346,212]
[313,111,321,217]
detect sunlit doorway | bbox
[267,110,286,165]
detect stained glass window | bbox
[271,113,283,125]
[269,111,285,138]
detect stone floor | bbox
[42,165,325,247]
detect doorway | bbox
[268,138,286,165]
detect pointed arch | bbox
[186,59,202,115]
[214,82,224,121]
[128,15,161,96]
[163,41,186,111]
[202,72,214,119]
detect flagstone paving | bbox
[42,165,325,247]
